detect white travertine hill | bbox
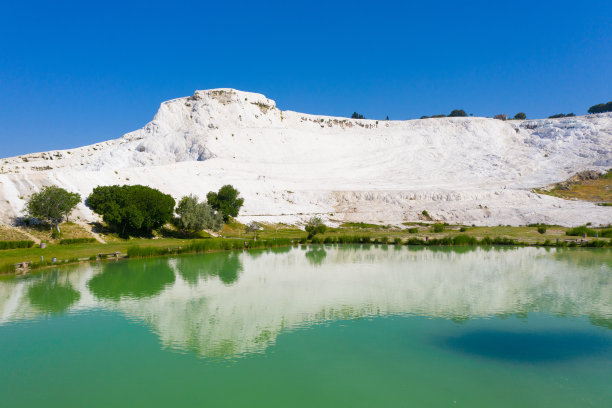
[0,88,611,226]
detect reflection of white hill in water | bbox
[1,247,612,357]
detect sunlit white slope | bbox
[0,89,610,226]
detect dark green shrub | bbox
[60,238,96,245]
[588,102,612,114]
[305,217,327,239]
[432,224,445,233]
[448,109,467,117]
[514,112,526,120]
[407,227,419,234]
[206,185,244,222]
[566,226,596,237]
[0,240,35,250]
[452,235,477,246]
[86,185,175,236]
[537,226,547,234]
[405,238,426,245]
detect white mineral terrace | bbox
[1,89,611,226]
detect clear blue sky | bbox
[1,0,611,157]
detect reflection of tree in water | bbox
[88,259,175,300]
[305,246,327,266]
[27,272,80,315]
[176,252,243,286]
[590,316,612,330]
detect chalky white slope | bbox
[0,89,611,226]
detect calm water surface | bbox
[1,246,612,407]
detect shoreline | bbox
[2,234,611,277]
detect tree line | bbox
[24,184,244,237]
[352,99,612,121]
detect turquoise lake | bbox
[1,246,611,407]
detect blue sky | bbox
[1,0,611,157]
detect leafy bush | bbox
[405,238,427,245]
[588,101,612,114]
[566,225,596,237]
[448,109,467,117]
[86,185,175,236]
[537,226,547,234]
[207,185,244,222]
[0,240,35,250]
[514,112,527,120]
[407,227,419,234]
[25,186,80,233]
[548,113,575,118]
[432,224,445,233]
[422,210,430,218]
[176,195,223,231]
[323,236,336,244]
[305,216,327,239]
[565,226,612,238]
[452,235,478,245]
[59,238,96,245]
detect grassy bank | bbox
[1,221,612,275]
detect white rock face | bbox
[0,88,611,226]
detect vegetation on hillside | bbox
[305,216,327,239]
[86,185,175,236]
[534,169,612,204]
[548,113,575,118]
[207,185,244,222]
[176,195,223,231]
[588,101,612,114]
[25,186,80,235]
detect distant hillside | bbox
[1,89,611,226]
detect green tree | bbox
[588,102,612,114]
[25,186,81,234]
[448,109,467,117]
[206,185,244,222]
[176,195,223,231]
[514,112,527,120]
[86,185,175,236]
[305,216,327,240]
[351,112,365,119]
